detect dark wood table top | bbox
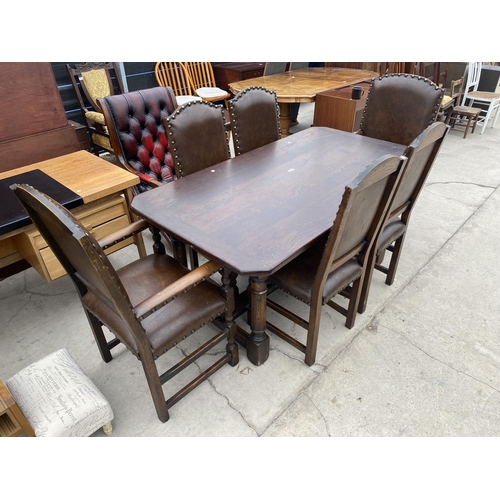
[131,127,405,276]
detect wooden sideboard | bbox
[213,62,265,92]
[313,82,371,132]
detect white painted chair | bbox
[461,62,500,134]
[6,349,113,437]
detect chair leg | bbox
[492,103,500,128]
[358,249,379,314]
[385,233,406,285]
[85,310,113,363]
[305,300,322,366]
[188,247,199,269]
[222,268,239,367]
[345,277,362,329]
[463,115,473,139]
[480,104,493,135]
[140,350,170,423]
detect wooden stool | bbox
[5,349,113,437]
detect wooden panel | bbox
[213,63,265,92]
[0,63,69,140]
[313,82,371,132]
[0,127,80,174]
[0,62,79,173]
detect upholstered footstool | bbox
[6,348,113,437]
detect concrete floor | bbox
[1,102,499,439]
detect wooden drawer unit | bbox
[213,63,265,92]
[13,193,133,282]
[313,82,371,132]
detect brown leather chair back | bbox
[390,121,449,219]
[164,100,230,178]
[229,86,281,156]
[99,87,178,192]
[359,74,445,145]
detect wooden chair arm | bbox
[133,260,223,320]
[98,220,150,250]
[135,172,162,188]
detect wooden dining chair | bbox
[228,86,281,155]
[154,62,202,105]
[458,62,500,135]
[66,62,125,156]
[164,99,231,268]
[358,73,445,145]
[357,121,449,313]
[181,62,231,105]
[11,183,239,423]
[164,100,231,178]
[446,77,482,138]
[266,153,407,366]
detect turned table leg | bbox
[279,102,292,137]
[245,275,270,366]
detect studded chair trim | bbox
[359,73,445,146]
[164,100,231,179]
[229,86,281,156]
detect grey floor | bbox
[1,103,500,439]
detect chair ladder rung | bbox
[166,353,230,409]
[107,338,121,350]
[326,299,348,317]
[339,285,352,300]
[266,321,307,354]
[267,298,309,330]
[159,328,228,385]
[374,263,389,274]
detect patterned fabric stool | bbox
[6,349,113,437]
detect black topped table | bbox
[0,169,83,236]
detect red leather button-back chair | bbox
[98,87,178,194]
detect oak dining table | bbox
[228,67,379,137]
[130,127,405,366]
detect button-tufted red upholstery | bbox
[99,87,178,193]
[359,74,445,146]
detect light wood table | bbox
[229,67,379,136]
[131,127,405,366]
[0,150,145,282]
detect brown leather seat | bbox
[359,73,445,145]
[11,183,239,423]
[228,86,281,155]
[266,153,407,366]
[358,121,449,313]
[98,87,178,193]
